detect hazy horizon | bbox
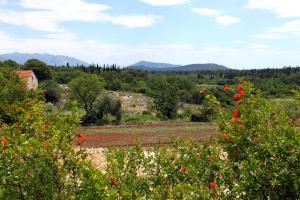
[0,0,299,69]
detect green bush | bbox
[104,82,300,199]
[41,80,62,103]
[82,96,122,126]
[24,59,51,81]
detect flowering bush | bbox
[105,82,300,199]
[0,70,108,199]
[1,70,299,199]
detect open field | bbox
[78,121,216,147]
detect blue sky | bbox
[0,0,300,68]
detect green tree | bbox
[41,80,63,103]
[24,59,51,81]
[3,59,19,68]
[152,79,179,119]
[69,75,104,112]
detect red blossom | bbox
[233,94,239,101]
[1,138,7,145]
[240,91,246,97]
[79,134,85,139]
[45,121,49,129]
[227,138,234,143]
[43,130,49,134]
[27,99,33,106]
[233,109,239,118]
[235,100,241,106]
[231,117,239,123]
[181,165,187,173]
[224,86,230,92]
[220,133,227,139]
[210,181,218,190]
[200,88,207,95]
[234,151,241,157]
[109,176,119,187]
[43,142,49,148]
[251,135,258,141]
[237,84,243,91]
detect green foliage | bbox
[104,82,300,199]
[150,77,180,119]
[24,59,51,81]
[0,68,29,125]
[0,70,108,199]
[41,80,63,103]
[2,60,19,68]
[82,96,122,125]
[122,112,159,124]
[53,69,85,84]
[69,75,104,112]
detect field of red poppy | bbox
[77,121,216,147]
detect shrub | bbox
[82,96,122,126]
[69,75,104,112]
[104,82,300,199]
[41,80,63,103]
[0,87,107,199]
[24,59,51,81]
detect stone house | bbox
[15,70,38,90]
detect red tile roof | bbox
[15,70,34,81]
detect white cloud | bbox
[253,34,286,39]
[140,0,189,6]
[245,0,300,18]
[0,32,298,69]
[193,7,240,26]
[192,8,222,17]
[254,19,300,39]
[215,16,240,25]
[248,43,270,49]
[111,15,162,28]
[0,0,161,32]
[0,0,7,5]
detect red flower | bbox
[109,176,119,187]
[227,138,234,143]
[210,181,218,190]
[224,86,230,92]
[45,121,49,129]
[79,134,85,139]
[181,165,187,173]
[43,142,49,148]
[233,109,239,118]
[240,91,246,97]
[200,88,207,95]
[1,138,7,145]
[234,151,241,157]
[237,84,243,91]
[233,94,239,101]
[235,100,241,106]
[231,117,238,123]
[220,133,227,139]
[43,130,49,134]
[251,135,258,141]
[27,99,33,106]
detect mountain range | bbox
[0,52,89,66]
[0,53,228,71]
[128,61,228,71]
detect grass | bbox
[81,122,215,135]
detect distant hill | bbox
[128,61,228,71]
[0,52,89,66]
[128,61,181,70]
